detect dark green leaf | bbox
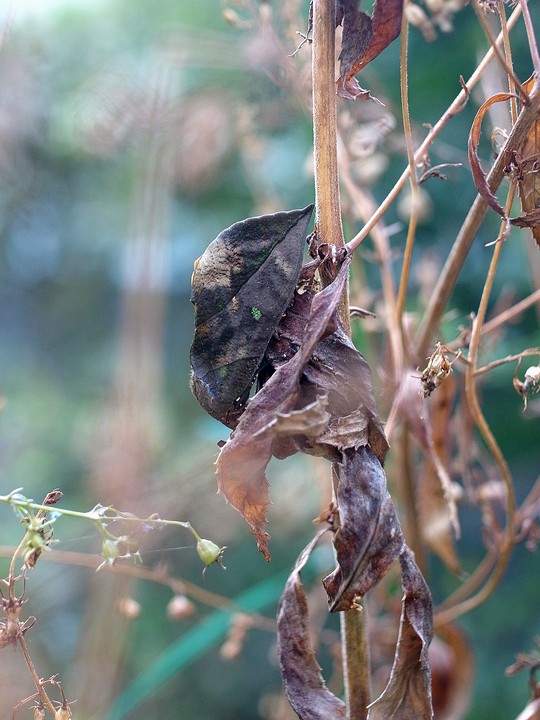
[190,205,313,427]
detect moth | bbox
[190,205,314,428]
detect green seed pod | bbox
[190,205,314,427]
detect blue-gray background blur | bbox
[1,1,539,719]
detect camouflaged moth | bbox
[190,205,314,428]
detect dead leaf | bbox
[468,92,516,221]
[322,446,405,612]
[190,205,313,428]
[303,328,389,464]
[216,259,351,560]
[337,0,403,100]
[368,548,434,720]
[277,531,346,720]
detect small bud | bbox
[117,597,141,620]
[196,538,227,573]
[101,537,122,561]
[167,594,196,620]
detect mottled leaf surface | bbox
[190,205,313,427]
[277,532,346,720]
[323,446,405,612]
[368,548,434,720]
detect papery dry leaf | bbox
[368,548,434,720]
[277,531,346,720]
[216,259,350,559]
[337,0,403,100]
[304,329,389,464]
[322,446,405,612]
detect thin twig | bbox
[472,0,527,102]
[520,0,540,77]
[396,12,418,358]
[345,3,523,256]
[415,78,540,360]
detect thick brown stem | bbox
[312,1,367,716]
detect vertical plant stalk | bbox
[311,1,367,717]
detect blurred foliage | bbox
[1,1,539,719]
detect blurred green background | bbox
[0,1,539,718]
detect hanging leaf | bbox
[215,258,351,560]
[322,446,405,612]
[276,531,347,720]
[368,548,434,720]
[337,0,403,100]
[190,205,314,428]
[468,92,516,220]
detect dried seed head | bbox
[420,343,458,397]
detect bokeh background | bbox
[0,1,539,718]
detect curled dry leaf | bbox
[337,0,403,100]
[468,80,540,246]
[368,548,434,720]
[277,531,346,720]
[216,258,351,560]
[322,446,405,612]
[468,91,515,220]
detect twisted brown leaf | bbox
[323,446,405,612]
[216,259,350,559]
[368,548,434,720]
[277,531,347,720]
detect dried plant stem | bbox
[415,79,540,359]
[338,165,403,378]
[520,0,540,76]
[472,0,527,101]
[18,636,57,716]
[396,12,419,346]
[346,3,522,257]
[438,187,518,626]
[311,1,368,716]
[474,346,540,376]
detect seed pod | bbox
[190,205,313,427]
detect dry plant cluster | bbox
[1,0,540,718]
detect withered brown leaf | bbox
[276,531,346,720]
[368,548,434,720]
[468,91,515,220]
[216,259,351,560]
[337,0,403,100]
[322,446,405,612]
